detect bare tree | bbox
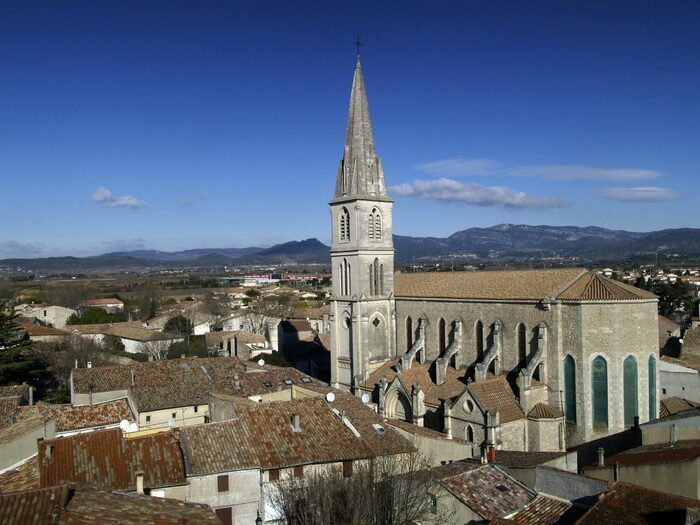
[269,451,455,525]
[142,339,172,360]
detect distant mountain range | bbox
[2,225,700,272]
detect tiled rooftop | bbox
[660,396,699,418]
[0,456,39,493]
[527,403,564,420]
[394,268,586,301]
[180,395,410,475]
[0,414,49,446]
[69,321,181,342]
[0,384,29,426]
[388,418,469,444]
[469,376,525,423]
[17,399,133,433]
[493,450,568,468]
[39,428,186,491]
[500,494,582,525]
[362,359,469,407]
[0,484,220,524]
[435,461,535,519]
[588,439,700,468]
[556,272,657,301]
[576,481,700,524]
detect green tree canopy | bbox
[66,308,120,325]
[163,315,193,338]
[0,301,48,387]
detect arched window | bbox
[369,263,374,295]
[517,323,527,366]
[475,321,484,360]
[438,318,446,353]
[649,355,657,420]
[623,356,638,427]
[563,355,577,424]
[466,425,474,442]
[341,259,351,295]
[406,317,413,351]
[372,258,380,296]
[592,356,608,429]
[380,264,384,294]
[339,207,350,242]
[368,208,382,240]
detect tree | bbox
[163,315,193,342]
[269,451,454,525]
[142,339,172,361]
[0,301,48,387]
[66,308,120,325]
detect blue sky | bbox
[1,1,698,257]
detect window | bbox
[339,207,350,242]
[171,412,176,419]
[623,356,638,427]
[517,323,527,366]
[215,507,232,525]
[466,425,474,442]
[372,317,380,328]
[438,318,446,353]
[293,465,304,478]
[370,257,382,295]
[145,415,151,422]
[343,460,353,477]
[406,317,413,351]
[217,474,229,492]
[649,355,657,419]
[194,406,198,413]
[592,356,608,428]
[368,208,382,240]
[564,355,577,424]
[268,468,280,481]
[475,321,484,360]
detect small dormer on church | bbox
[330,55,397,392]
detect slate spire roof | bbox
[334,55,390,201]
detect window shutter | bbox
[217,474,229,492]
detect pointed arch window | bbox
[340,259,351,295]
[466,425,474,442]
[368,208,382,240]
[339,207,350,242]
[517,323,527,366]
[406,317,413,351]
[592,356,608,429]
[438,318,446,353]
[649,355,657,420]
[563,355,577,424]
[475,321,484,360]
[623,356,638,427]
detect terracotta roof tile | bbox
[436,462,535,519]
[589,439,700,468]
[69,322,181,342]
[557,273,657,301]
[576,481,700,524]
[660,397,699,418]
[205,330,266,345]
[502,494,581,525]
[0,414,50,446]
[39,428,186,491]
[84,298,123,306]
[527,403,564,420]
[17,399,133,433]
[469,376,525,423]
[0,384,30,426]
[388,418,469,444]
[493,450,568,468]
[395,268,586,301]
[0,456,39,493]
[0,484,70,524]
[18,323,70,337]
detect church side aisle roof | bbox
[394,268,657,302]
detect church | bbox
[329,55,660,452]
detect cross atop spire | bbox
[354,35,363,57]
[333,53,390,201]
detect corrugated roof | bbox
[469,376,525,423]
[557,272,657,301]
[39,428,186,491]
[395,268,586,301]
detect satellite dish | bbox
[119,419,129,432]
[325,392,336,403]
[257,358,265,367]
[361,393,370,404]
[679,338,684,344]
[167,418,176,428]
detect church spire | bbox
[334,55,389,200]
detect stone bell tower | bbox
[330,54,396,391]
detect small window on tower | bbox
[372,318,381,328]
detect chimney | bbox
[291,414,301,432]
[131,369,136,386]
[597,447,605,467]
[487,446,496,463]
[135,471,144,494]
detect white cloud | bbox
[0,241,44,258]
[391,178,567,209]
[415,157,662,181]
[92,187,147,209]
[178,190,209,205]
[601,186,681,202]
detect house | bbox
[83,298,124,313]
[39,427,188,499]
[14,304,76,329]
[205,331,268,359]
[0,483,221,524]
[0,414,55,472]
[660,325,700,403]
[179,393,414,524]
[69,321,184,354]
[575,482,700,524]
[0,384,34,425]
[17,322,70,343]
